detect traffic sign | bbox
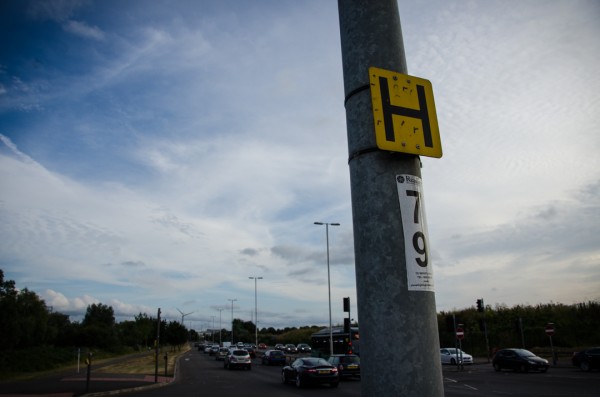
[396,174,434,292]
[456,327,464,340]
[369,66,442,158]
[545,324,555,336]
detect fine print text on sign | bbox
[396,174,435,292]
[369,67,442,158]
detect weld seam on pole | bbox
[348,146,380,163]
[344,83,370,107]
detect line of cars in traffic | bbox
[199,341,599,389]
[441,346,600,373]
[197,341,361,388]
[264,344,361,377]
[197,342,254,369]
[264,346,361,388]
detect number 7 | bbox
[406,190,420,224]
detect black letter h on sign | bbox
[379,76,433,148]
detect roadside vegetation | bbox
[437,301,600,359]
[1,269,598,377]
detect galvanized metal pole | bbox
[337,1,444,395]
[249,276,263,348]
[228,298,237,343]
[314,221,340,357]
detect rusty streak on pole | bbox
[337,1,444,395]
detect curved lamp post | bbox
[249,276,263,348]
[314,221,340,356]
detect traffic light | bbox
[344,317,351,334]
[343,297,350,312]
[476,299,484,312]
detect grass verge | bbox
[95,345,190,376]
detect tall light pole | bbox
[314,221,340,357]
[217,308,224,345]
[249,276,263,347]
[228,298,237,343]
[210,315,215,342]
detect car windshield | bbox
[340,356,360,364]
[232,350,248,356]
[514,349,535,357]
[271,351,284,357]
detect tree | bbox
[0,270,17,299]
[80,303,118,349]
[164,321,188,349]
[83,303,115,328]
[47,312,75,347]
[0,270,49,349]
[134,313,156,348]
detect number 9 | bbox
[412,231,428,267]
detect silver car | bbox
[224,349,252,370]
[215,347,229,361]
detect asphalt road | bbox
[443,363,600,397]
[2,350,598,397]
[127,349,362,397]
[128,351,600,397]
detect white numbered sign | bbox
[396,174,435,292]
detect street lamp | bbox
[217,308,224,345]
[249,276,263,347]
[314,221,340,357]
[228,298,237,344]
[211,315,215,343]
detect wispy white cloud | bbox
[63,20,105,40]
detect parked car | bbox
[275,344,286,351]
[572,347,600,371]
[285,344,298,354]
[282,357,339,388]
[327,354,360,378]
[297,343,312,353]
[258,342,267,350]
[492,348,548,373]
[215,347,229,361]
[262,349,287,366]
[440,348,473,365]
[224,349,252,370]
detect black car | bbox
[327,354,360,378]
[492,348,549,373]
[282,357,339,388]
[572,347,600,371]
[245,346,256,358]
[296,343,312,353]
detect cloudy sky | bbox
[1,0,598,332]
